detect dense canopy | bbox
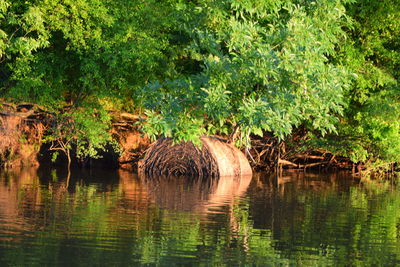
[1,0,399,170]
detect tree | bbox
[314,0,400,168]
[140,0,352,149]
[1,0,186,166]
[2,0,400,170]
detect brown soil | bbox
[111,113,150,170]
[1,101,355,173]
[0,104,44,167]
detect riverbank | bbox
[1,100,363,174]
[1,0,399,177]
[0,101,149,170]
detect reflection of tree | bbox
[246,171,400,266]
[1,169,400,266]
[0,168,41,229]
[123,173,254,264]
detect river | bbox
[0,167,399,266]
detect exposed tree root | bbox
[139,137,252,178]
[0,101,372,174]
[248,133,356,172]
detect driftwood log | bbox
[139,137,252,178]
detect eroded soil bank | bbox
[0,102,150,169]
[1,102,357,173]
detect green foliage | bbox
[314,0,400,166]
[44,101,112,160]
[51,151,59,163]
[140,0,352,146]
[1,0,400,167]
[1,0,185,161]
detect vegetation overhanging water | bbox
[1,0,400,172]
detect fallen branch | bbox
[120,113,147,121]
[290,154,326,160]
[278,159,298,167]
[278,159,330,169]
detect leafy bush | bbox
[140,0,352,147]
[1,0,400,169]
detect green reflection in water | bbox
[0,168,400,266]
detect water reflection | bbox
[140,174,251,214]
[0,168,41,242]
[0,168,400,266]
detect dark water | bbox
[1,168,400,266]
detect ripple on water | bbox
[1,169,400,266]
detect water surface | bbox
[0,168,399,266]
